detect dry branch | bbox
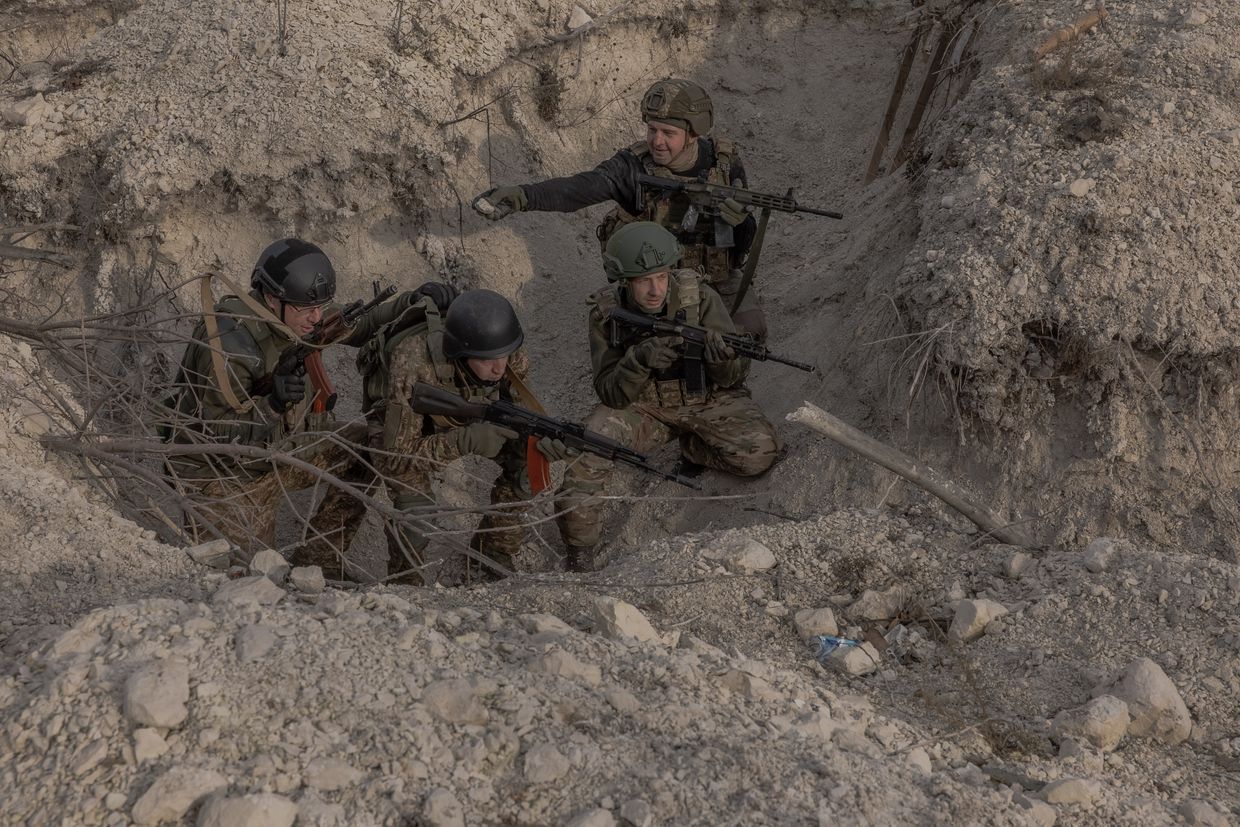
[0,243,74,265]
[1031,8,1108,62]
[787,402,1037,548]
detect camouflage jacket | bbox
[167,289,419,453]
[586,269,749,410]
[359,319,532,471]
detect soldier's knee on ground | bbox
[730,306,768,341]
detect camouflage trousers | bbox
[177,422,375,580]
[555,387,781,548]
[684,254,766,341]
[327,422,535,581]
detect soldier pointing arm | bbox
[473,79,767,340]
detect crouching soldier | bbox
[554,222,782,571]
[163,238,433,576]
[354,288,569,583]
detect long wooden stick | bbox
[1031,8,1108,62]
[865,19,927,184]
[787,402,1036,548]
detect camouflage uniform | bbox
[164,288,420,576]
[351,304,536,580]
[555,270,781,548]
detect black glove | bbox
[630,335,683,372]
[455,422,519,459]
[269,372,306,413]
[411,281,458,313]
[703,330,736,365]
[472,186,528,220]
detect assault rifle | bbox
[635,173,842,314]
[635,173,843,227]
[407,382,703,490]
[253,284,397,412]
[607,306,816,374]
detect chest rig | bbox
[593,270,709,407]
[596,138,737,281]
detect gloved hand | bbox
[455,422,519,458]
[411,281,458,313]
[719,197,748,227]
[536,437,577,462]
[472,186,528,220]
[630,335,683,372]
[703,330,736,365]
[269,372,306,413]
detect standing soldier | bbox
[352,288,570,583]
[554,222,782,572]
[163,238,434,577]
[472,78,767,340]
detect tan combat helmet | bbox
[640,79,713,136]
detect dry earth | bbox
[1,0,1239,825]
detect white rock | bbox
[1179,799,1230,827]
[523,744,570,783]
[1050,695,1129,752]
[565,808,616,827]
[71,739,108,776]
[701,535,776,574]
[1014,792,1058,827]
[567,5,593,29]
[906,747,931,774]
[793,607,838,639]
[619,798,652,827]
[789,709,836,740]
[526,647,602,687]
[213,575,285,608]
[1004,552,1033,578]
[131,767,227,825]
[303,757,362,791]
[847,586,906,621]
[1038,777,1101,807]
[1081,538,1119,573]
[826,641,881,676]
[124,659,190,728]
[948,599,1009,642]
[605,687,640,714]
[197,793,297,827]
[134,728,169,763]
[422,678,488,725]
[1109,658,1191,744]
[1180,9,1209,27]
[235,625,277,663]
[186,539,231,569]
[421,788,465,827]
[519,612,575,635]
[1069,178,1096,198]
[250,549,290,583]
[50,626,103,659]
[719,668,780,701]
[591,596,660,643]
[2,93,52,126]
[288,566,325,594]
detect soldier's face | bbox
[629,271,669,312]
[466,355,509,382]
[266,294,325,337]
[646,121,691,166]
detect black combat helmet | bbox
[251,238,336,306]
[442,289,524,360]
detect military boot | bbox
[564,544,597,573]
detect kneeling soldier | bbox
[554,222,781,571]
[356,288,569,582]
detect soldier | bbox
[353,288,570,583]
[163,238,435,577]
[554,222,782,572]
[472,78,767,340]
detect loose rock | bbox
[421,788,465,827]
[186,539,231,569]
[212,575,285,608]
[1050,695,1129,752]
[701,534,776,574]
[1109,658,1191,744]
[234,625,277,663]
[303,757,362,791]
[1081,538,1118,573]
[131,767,227,825]
[826,642,881,676]
[197,793,297,827]
[422,678,489,725]
[124,659,190,728]
[948,599,1008,642]
[1038,777,1100,807]
[523,743,571,783]
[249,548,290,583]
[793,607,838,639]
[591,596,660,643]
[565,808,617,827]
[288,565,325,594]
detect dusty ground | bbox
[2,0,1239,825]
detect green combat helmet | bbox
[640,78,713,136]
[602,221,683,282]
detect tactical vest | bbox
[592,269,710,407]
[596,137,738,281]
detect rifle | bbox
[407,382,703,491]
[253,284,397,412]
[607,306,816,374]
